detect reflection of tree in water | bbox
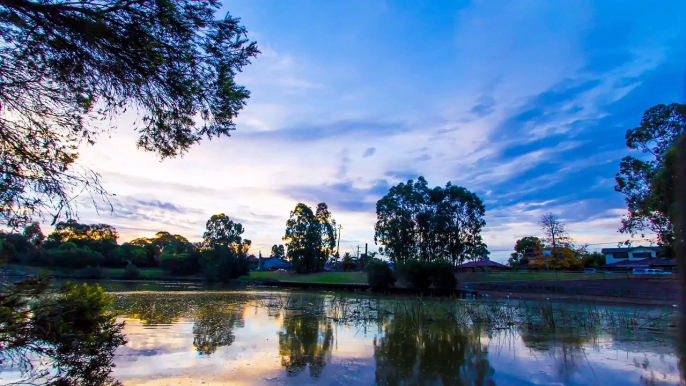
[193,302,245,355]
[278,305,333,378]
[374,318,495,386]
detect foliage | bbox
[583,252,606,269]
[123,263,141,280]
[283,203,337,274]
[0,0,259,228]
[430,260,458,290]
[508,236,543,267]
[0,231,41,264]
[159,251,199,276]
[129,231,194,266]
[199,214,250,280]
[0,279,126,385]
[615,103,685,252]
[203,213,245,248]
[23,222,45,247]
[201,246,250,282]
[366,259,396,290]
[374,177,487,265]
[41,245,105,269]
[271,244,286,259]
[77,265,105,279]
[397,259,433,290]
[110,243,149,268]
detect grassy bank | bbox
[457,271,634,283]
[2,264,198,280]
[244,271,367,284]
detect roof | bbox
[603,258,676,268]
[601,246,661,253]
[455,260,509,269]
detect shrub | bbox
[400,259,432,290]
[159,252,199,276]
[366,259,396,290]
[430,260,457,290]
[123,263,141,279]
[41,247,105,269]
[201,247,250,282]
[77,265,104,279]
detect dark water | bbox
[101,287,681,386]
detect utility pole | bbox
[336,224,342,257]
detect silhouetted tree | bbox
[615,104,684,255]
[0,0,259,228]
[271,244,286,259]
[283,203,336,273]
[375,177,487,265]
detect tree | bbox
[23,222,45,247]
[374,177,487,265]
[615,103,685,253]
[1,280,126,385]
[539,213,573,267]
[0,0,259,228]
[199,214,250,281]
[508,236,542,267]
[271,244,286,259]
[203,214,245,248]
[283,203,336,273]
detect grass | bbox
[457,271,635,283]
[3,264,187,280]
[244,271,367,284]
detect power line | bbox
[487,238,657,253]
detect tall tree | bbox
[0,0,259,228]
[203,214,245,248]
[283,203,336,273]
[374,177,487,265]
[22,222,45,247]
[271,244,286,259]
[615,103,684,253]
[539,213,573,266]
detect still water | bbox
[105,287,682,386]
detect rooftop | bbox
[455,260,509,269]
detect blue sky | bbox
[75,0,686,262]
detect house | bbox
[261,257,292,271]
[603,257,677,271]
[455,260,509,272]
[601,246,661,265]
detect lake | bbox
[102,285,682,386]
[0,282,682,385]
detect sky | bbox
[72,0,686,262]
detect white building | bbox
[601,246,661,265]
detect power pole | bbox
[336,224,342,257]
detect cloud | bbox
[280,179,390,213]
[470,95,496,117]
[362,147,376,157]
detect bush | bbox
[41,247,105,269]
[77,265,104,279]
[366,259,396,290]
[201,247,250,282]
[123,263,140,279]
[159,252,199,276]
[398,259,432,290]
[430,260,457,290]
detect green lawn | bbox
[457,271,632,283]
[245,271,367,284]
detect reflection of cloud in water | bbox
[111,292,682,386]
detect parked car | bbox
[583,268,596,274]
[275,269,288,273]
[632,268,673,275]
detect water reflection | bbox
[193,302,245,355]
[278,303,333,377]
[374,317,494,385]
[103,291,682,386]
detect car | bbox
[583,268,596,274]
[632,268,647,275]
[276,269,288,273]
